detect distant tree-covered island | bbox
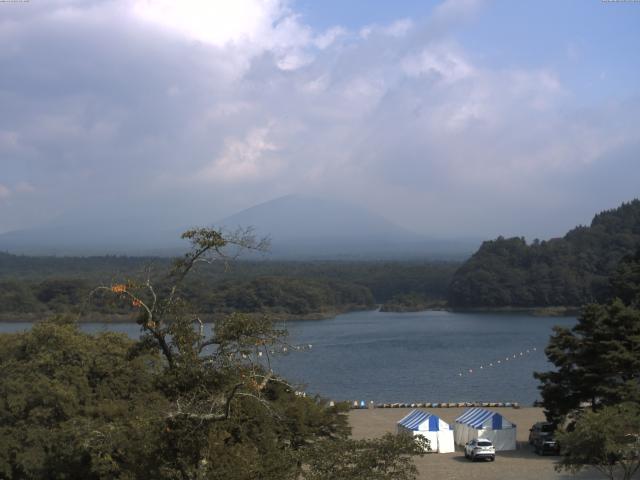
[448,199,640,309]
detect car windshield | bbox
[541,424,554,432]
[477,441,492,447]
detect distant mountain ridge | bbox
[448,199,640,307]
[218,195,479,259]
[0,195,479,259]
[219,194,419,242]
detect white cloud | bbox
[382,19,414,37]
[360,18,413,39]
[300,74,330,94]
[402,44,474,83]
[131,0,313,71]
[131,0,284,47]
[314,26,346,50]
[200,127,280,182]
[0,0,638,237]
[432,0,486,25]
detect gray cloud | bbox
[0,0,638,239]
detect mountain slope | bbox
[218,195,477,259]
[0,195,479,259]
[219,194,418,241]
[448,199,640,307]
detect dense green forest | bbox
[0,255,458,320]
[449,200,640,308]
[0,229,426,479]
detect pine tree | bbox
[535,249,640,424]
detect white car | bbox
[464,439,496,461]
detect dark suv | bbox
[533,435,560,455]
[528,422,555,445]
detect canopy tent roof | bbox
[455,408,515,430]
[398,410,452,432]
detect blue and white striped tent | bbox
[454,408,516,451]
[397,410,455,453]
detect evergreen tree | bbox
[535,250,640,423]
[556,403,640,480]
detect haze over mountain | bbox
[0,195,480,259]
[218,195,480,259]
[0,218,186,257]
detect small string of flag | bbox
[457,347,538,377]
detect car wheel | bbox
[490,456,495,462]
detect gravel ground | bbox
[349,407,628,480]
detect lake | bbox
[0,310,575,405]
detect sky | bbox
[0,0,639,240]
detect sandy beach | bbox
[349,407,618,480]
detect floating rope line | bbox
[241,344,314,359]
[267,344,313,355]
[457,347,538,377]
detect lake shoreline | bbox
[378,305,581,317]
[0,304,580,322]
[448,305,581,317]
[0,305,375,323]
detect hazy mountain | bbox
[218,195,479,259]
[0,195,480,259]
[219,194,415,240]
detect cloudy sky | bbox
[1,0,639,239]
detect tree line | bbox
[449,199,640,308]
[0,256,458,319]
[534,247,640,480]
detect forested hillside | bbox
[0,256,457,319]
[448,200,640,307]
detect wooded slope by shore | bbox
[449,199,640,308]
[0,257,457,320]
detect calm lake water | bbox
[0,310,575,405]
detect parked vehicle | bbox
[528,422,555,445]
[533,435,560,455]
[464,439,495,461]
